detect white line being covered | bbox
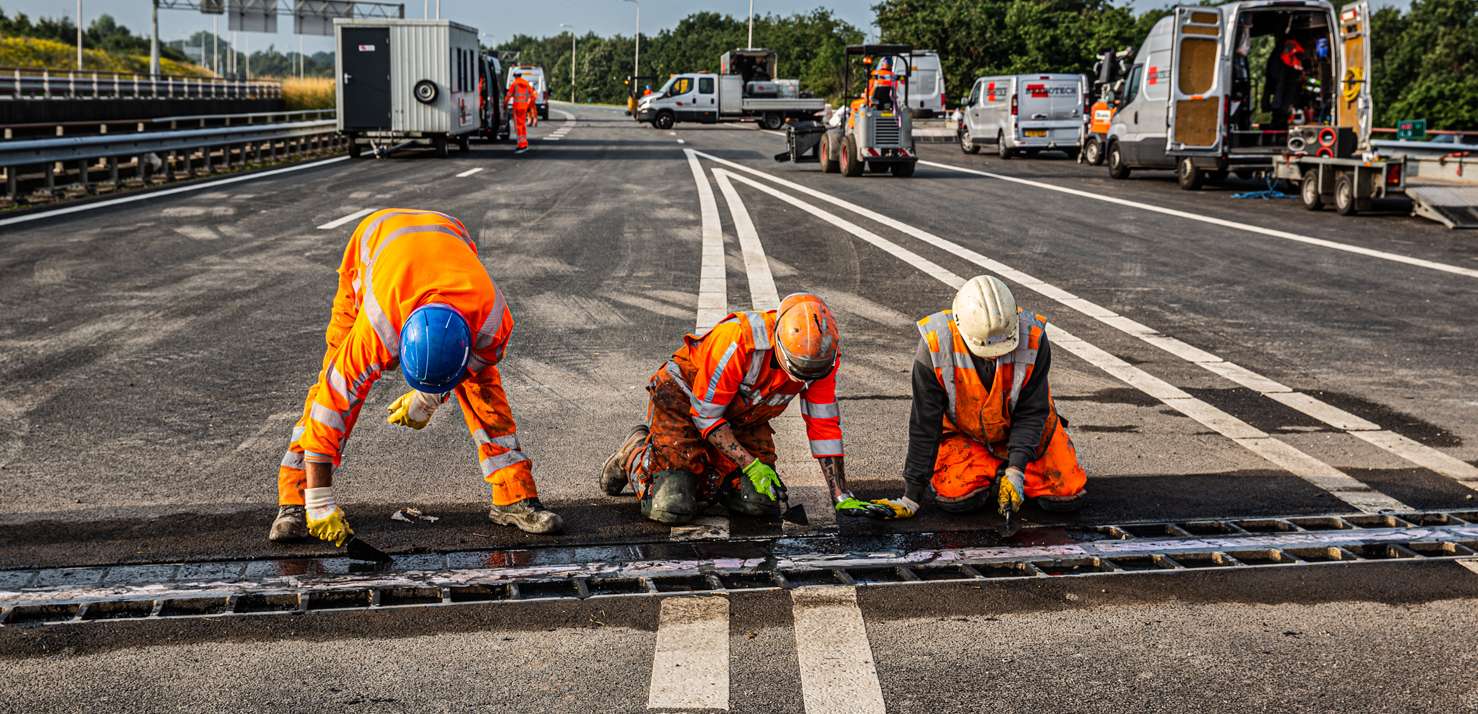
[717,167,1408,513]
[697,151,1478,494]
[918,159,1478,280]
[317,207,376,230]
[0,156,351,229]
[647,595,729,710]
[714,169,837,532]
[1459,559,1478,577]
[455,167,485,178]
[791,586,887,714]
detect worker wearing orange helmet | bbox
[268,208,562,547]
[505,70,535,153]
[873,276,1088,523]
[601,294,890,523]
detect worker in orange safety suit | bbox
[872,276,1088,523]
[268,209,561,546]
[506,71,535,153]
[600,294,891,524]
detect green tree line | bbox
[0,8,188,63]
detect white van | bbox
[901,50,946,117]
[1104,1,1372,189]
[957,74,1086,158]
[509,64,549,119]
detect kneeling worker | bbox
[269,209,561,547]
[874,276,1087,521]
[601,294,890,523]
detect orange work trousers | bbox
[513,108,530,149]
[931,421,1087,511]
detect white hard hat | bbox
[952,275,1019,359]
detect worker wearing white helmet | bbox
[873,276,1088,521]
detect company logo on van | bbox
[1024,83,1078,98]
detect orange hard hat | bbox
[773,293,840,382]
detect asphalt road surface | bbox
[2,104,1477,712]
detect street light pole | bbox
[75,0,83,70]
[149,0,160,77]
[212,16,218,76]
[560,24,576,103]
[622,0,639,79]
[747,0,754,50]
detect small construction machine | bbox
[820,44,918,178]
[624,74,655,117]
[1081,47,1133,166]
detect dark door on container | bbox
[341,27,391,130]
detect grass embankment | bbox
[0,36,210,77]
[279,76,334,110]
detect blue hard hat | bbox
[399,304,472,394]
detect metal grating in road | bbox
[3,510,1476,627]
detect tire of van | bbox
[457,135,471,153]
[654,111,675,130]
[1334,172,1360,216]
[1300,169,1324,211]
[433,135,449,158]
[997,132,1013,159]
[841,135,863,177]
[891,160,916,178]
[820,134,839,174]
[960,126,980,154]
[1083,136,1103,166]
[1107,142,1131,179]
[760,112,784,131]
[1176,158,1204,191]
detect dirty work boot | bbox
[640,470,700,524]
[489,498,564,534]
[1035,489,1088,513]
[719,469,782,518]
[601,425,649,497]
[267,505,309,542]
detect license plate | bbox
[881,112,894,118]
[1024,129,1047,138]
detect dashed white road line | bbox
[0,156,350,229]
[717,167,1408,513]
[647,595,729,710]
[455,167,485,178]
[919,159,1478,281]
[1458,559,1478,577]
[316,207,376,230]
[791,586,887,714]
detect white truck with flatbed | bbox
[635,49,825,130]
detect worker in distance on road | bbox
[601,294,891,524]
[873,276,1088,521]
[505,70,536,153]
[268,209,562,547]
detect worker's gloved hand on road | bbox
[998,466,1026,516]
[869,496,920,520]
[304,486,353,547]
[835,495,894,519]
[742,459,783,502]
[386,390,441,430]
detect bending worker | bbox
[505,70,535,153]
[601,294,890,523]
[269,208,561,546]
[873,276,1088,521]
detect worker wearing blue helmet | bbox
[269,209,561,547]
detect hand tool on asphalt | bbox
[776,482,809,526]
[345,535,393,564]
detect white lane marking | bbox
[647,595,729,710]
[1458,559,1478,577]
[686,149,728,333]
[669,515,730,540]
[677,139,686,144]
[317,207,376,230]
[0,156,350,229]
[714,169,836,532]
[790,586,886,714]
[919,159,1478,281]
[718,168,1408,513]
[697,152,1478,495]
[455,168,485,178]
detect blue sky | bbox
[3,0,1409,57]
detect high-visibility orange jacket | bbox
[667,310,843,458]
[506,77,535,112]
[916,309,1060,459]
[299,209,529,487]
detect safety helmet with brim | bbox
[399,303,472,393]
[773,293,840,382]
[952,275,1019,359]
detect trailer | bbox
[634,49,825,130]
[334,19,482,158]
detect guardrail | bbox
[1,118,343,205]
[1372,139,1478,157]
[0,67,281,100]
[3,109,337,141]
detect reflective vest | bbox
[666,310,843,458]
[506,77,535,111]
[916,310,1059,459]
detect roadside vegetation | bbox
[280,76,335,110]
[0,35,208,77]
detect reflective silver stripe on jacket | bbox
[917,311,962,420]
[473,429,529,476]
[808,438,843,457]
[280,449,305,470]
[737,311,771,403]
[666,359,726,433]
[310,403,346,433]
[800,399,840,420]
[1001,313,1044,411]
[704,342,739,403]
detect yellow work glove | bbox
[386,390,438,430]
[304,486,353,547]
[998,466,1026,516]
[869,496,920,520]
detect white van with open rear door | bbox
[1105,1,1369,190]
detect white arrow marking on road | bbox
[647,595,729,710]
[317,207,376,230]
[791,586,887,714]
[455,167,484,178]
[715,166,1408,513]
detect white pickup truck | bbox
[635,49,825,130]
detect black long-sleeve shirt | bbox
[901,334,1052,502]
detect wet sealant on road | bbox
[4,509,1476,627]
